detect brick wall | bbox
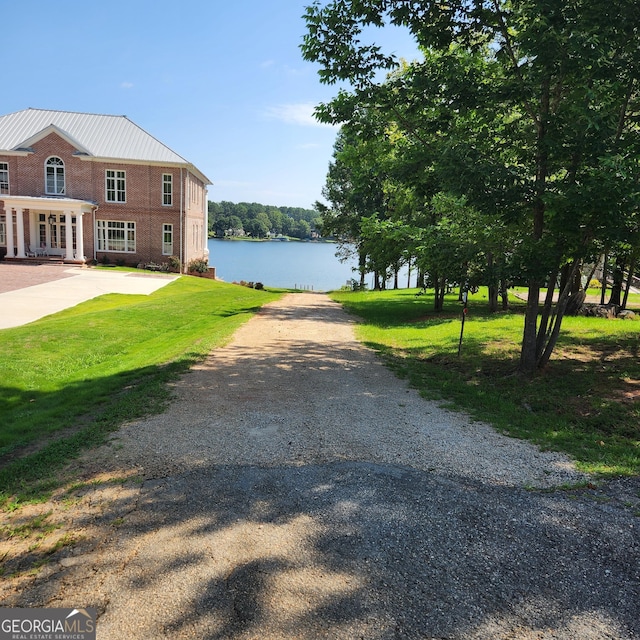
[0,132,209,268]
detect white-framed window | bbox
[105,170,126,203]
[96,220,136,252]
[0,162,9,194]
[0,214,6,246]
[162,223,173,255]
[162,173,173,206]
[45,157,65,195]
[38,213,47,247]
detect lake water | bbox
[207,238,413,291]
[208,239,358,291]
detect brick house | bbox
[0,108,210,270]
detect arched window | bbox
[45,157,65,195]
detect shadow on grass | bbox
[0,357,197,500]
[0,278,285,498]
[365,335,640,476]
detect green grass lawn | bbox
[3,277,638,506]
[0,277,281,502]
[331,287,640,477]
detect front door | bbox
[38,213,76,256]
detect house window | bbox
[162,174,173,206]
[38,214,47,247]
[96,220,136,252]
[0,162,8,194]
[45,157,65,195]
[162,223,173,255]
[0,215,5,246]
[105,170,126,202]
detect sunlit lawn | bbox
[331,287,640,477]
[0,277,281,501]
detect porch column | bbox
[64,210,74,260]
[15,207,26,258]
[5,208,14,257]
[75,211,85,261]
[29,212,37,253]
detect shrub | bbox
[167,255,182,272]
[187,258,209,274]
[254,282,264,290]
[343,278,367,292]
[588,279,602,290]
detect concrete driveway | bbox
[0,263,178,329]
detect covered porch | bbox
[1,195,95,263]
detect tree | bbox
[266,207,284,235]
[319,126,390,286]
[291,219,312,239]
[281,215,298,238]
[302,0,640,374]
[244,218,269,238]
[227,216,244,237]
[254,212,273,234]
[207,201,321,238]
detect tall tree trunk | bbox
[434,274,445,312]
[538,260,582,368]
[600,248,609,305]
[607,255,625,307]
[558,262,571,295]
[487,253,499,312]
[622,254,637,310]
[488,286,499,313]
[519,74,550,375]
[520,279,541,375]
[536,267,559,358]
[573,265,582,293]
[500,278,509,310]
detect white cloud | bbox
[265,103,334,128]
[120,82,134,89]
[283,65,307,77]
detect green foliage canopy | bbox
[302,0,640,373]
[208,201,322,239]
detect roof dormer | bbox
[13,124,92,157]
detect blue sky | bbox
[5,1,417,209]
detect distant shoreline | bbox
[208,236,336,244]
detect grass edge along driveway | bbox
[0,277,282,504]
[330,287,640,478]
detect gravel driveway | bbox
[3,293,639,639]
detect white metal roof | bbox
[0,108,210,183]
